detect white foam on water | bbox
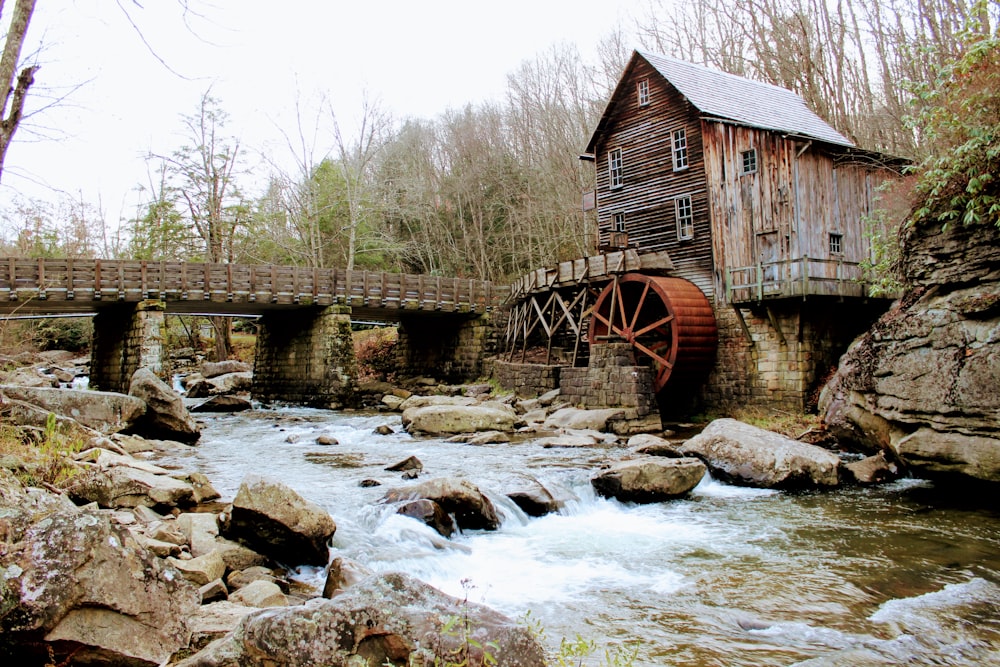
[869,577,1000,629]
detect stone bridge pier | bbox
[89,300,166,392]
[252,305,356,408]
[395,314,492,383]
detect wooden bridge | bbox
[0,257,506,320]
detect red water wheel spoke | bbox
[591,309,628,339]
[588,274,718,394]
[633,314,674,339]
[633,339,673,369]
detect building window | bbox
[829,232,843,254]
[675,195,694,240]
[637,78,650,106]
[673,129,688,171]
[741,148,758,175]
[613,212,626,232]
[608,147,623,188]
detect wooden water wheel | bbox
[588,274,717,393]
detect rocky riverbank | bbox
[821,215,1000,483]
[0,353,910,665]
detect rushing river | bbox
[157,406,1000,666]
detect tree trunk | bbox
[211,316,232,361]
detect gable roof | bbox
[585,51,854,153]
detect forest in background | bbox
[1,0,997,285]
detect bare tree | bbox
[330,94,392,271]
[0,0,38,184]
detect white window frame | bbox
[608,147,623,188]
[672,129,689,171]
[675,195,694,240]
[741,148,758,175]
[613,212,626,232]
[829,232,844,254]
[637,78,650,106]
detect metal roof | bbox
[585,51,855,153]
[638,51,854,147]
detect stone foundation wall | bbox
[560,343,655,418]
[493,360,561,397]
[701,301,886,413]
[90,300,165,392]
[252,305,355,408]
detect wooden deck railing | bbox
[0,258,507,315]
[725,257,882,304]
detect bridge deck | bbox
[0,258,506,320]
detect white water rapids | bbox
[156,406,1000,666]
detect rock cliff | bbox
[821,218,1000,482]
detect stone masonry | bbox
[252,305,356,408]
[396,314,491,383]
[560,342,655,418]
[701,301,886,412]
[90,300,165,392]
[493,360,561,397]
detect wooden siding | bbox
[593,59,716,297]
[703,123,891,302]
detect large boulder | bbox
[201,360,252,378]
[0,385,145,434]
[219,475,336,566]
[0,509,199,666]
[506,478,564,517]
[543,407,626,432]
[176,572,546,667]
[402,404,517,435]
[128,367,201,443]
[65,465,196,509]
[591,457,706,502]
[821,218,1000,483]
[384,477,500,531]
[678,418,841,489]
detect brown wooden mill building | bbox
[497,50,903,416]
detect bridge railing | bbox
[0,258,507,314]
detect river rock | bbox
[628,433,684,457]
[191,395,253,412]
[2,366,60,388]
[169,550,227,586]
[381,394,405,410]
[386,455,423,472]
[844,451,901,485]
[384,477,500,531]
[178,511,221,557]
[128,367,201,443]
[176,572,546,667]
[226,566,283,592]
[228,579,288,608]
[543,407,626,432]
[0,509,199,666]
[0,468,79,544]
[199,579,229,603]
[678,418,841,489]
[202,360,252,378]
[65,465,197,509]
[397,498,455,538]
[206,371,254,394]
[403,404,518,435]
[219,474,336,566]
[186,601,259,653]
[506,479,563,517]
[398,394,476,410]
[0,385,146,434]
[591,456,706,502]
[821,217,1000,483]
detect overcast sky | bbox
[2,1,651,222]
